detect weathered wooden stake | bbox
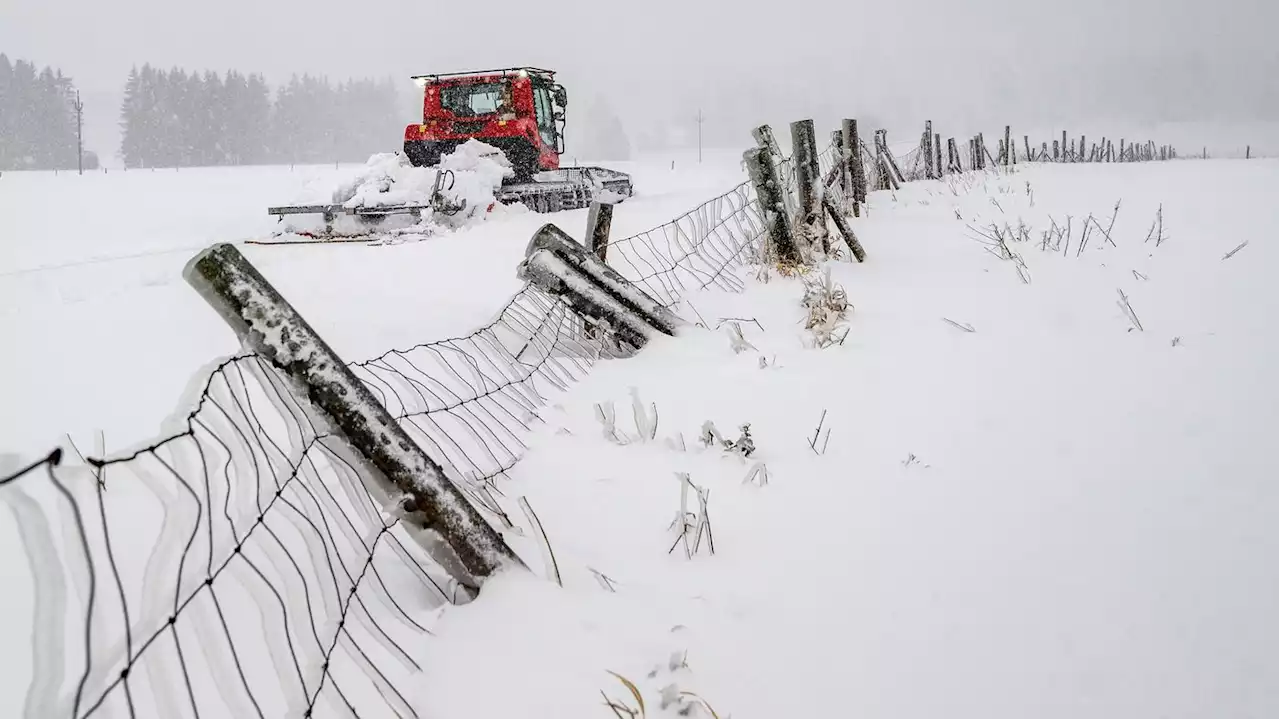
[1246,145,1251,159]
[1053,139,1060,161]
[948,137,960,173]
[877,130,906,184]
[585,200,614,262]
[841,119,866,210]
[185,244,523,592]
[977,133,987,170]
[823,195,866,262]
[934,132,943,176]
[744,146,804,266]
[1062,131,1068,161]
[924,120,935,179]
[790,119,828,254]
[1004,125,1012,166]
[1024,135,1032,163]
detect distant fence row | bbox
[0,117,1185,718]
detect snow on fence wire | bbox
[0,173,772,719]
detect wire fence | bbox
[0,161,774,719]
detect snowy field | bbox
[0,151,1276,718]
[411,159,1278,718]
[0,149,747,459]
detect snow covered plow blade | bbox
[517,223,682,355]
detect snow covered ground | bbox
[0,150,1275,718]
[413,160,1278,718]
[0,148,747,458]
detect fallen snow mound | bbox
[278,140,521,239]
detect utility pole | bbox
[696,108,704,163]
[73,91,84,175]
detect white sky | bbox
[2,0,1276,153]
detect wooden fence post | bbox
[841,119,866,214]
[184,244,523,592]
[1004,125,1012,166]
[934,132,943,175]
[977,133,987,170]
[1024,135,1032,163]
[790,119,829,253]
[744,146,804,266]
[585,200,614,262]
[924,120,935,179]
[1246,145,1251,159]
[1053,139,1060,162]
[948,137,960,173]
[1062,131,1068,161]
[877,129,906,185]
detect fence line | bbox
[0,160,774,718]
[0,115,1195,717]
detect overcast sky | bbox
[2,0,1276,154]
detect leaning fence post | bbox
[585,200,614,262]
[744,146,804,266]
[790,119,829,253]
[184,243,522,591]
[823,195,866,262]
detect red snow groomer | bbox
[403,67,632,212]
[265,67,632,230]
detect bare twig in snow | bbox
[808,409,830,455]
[518,496,561,587]
[1116,288,1144,331]
[743,462,770,487]
[716,317,765,332]
[1222,241,1248,260]
[1132,269,1149,281]
[588,567,618,592]
[942,317,977,332]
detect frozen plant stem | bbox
[1222,241,1248,261]
[1116,288,1144,331]
[518,497,561,588]
[809,409,829,455]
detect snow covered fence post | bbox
[744,146,805,266]
[790,119,829,254]
[841,119,866,210]
[923,120,935,179]
[184,243,522,591]
[935,132,943,175]
[517,223,684,354]
[1004,125,1012,166]
[585,200,614,262]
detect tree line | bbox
[120,66,403,168]
[0,54,86,171]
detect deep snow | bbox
[413,159,1278,718]
[0,152,1275,719]
[0,148,748,458]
